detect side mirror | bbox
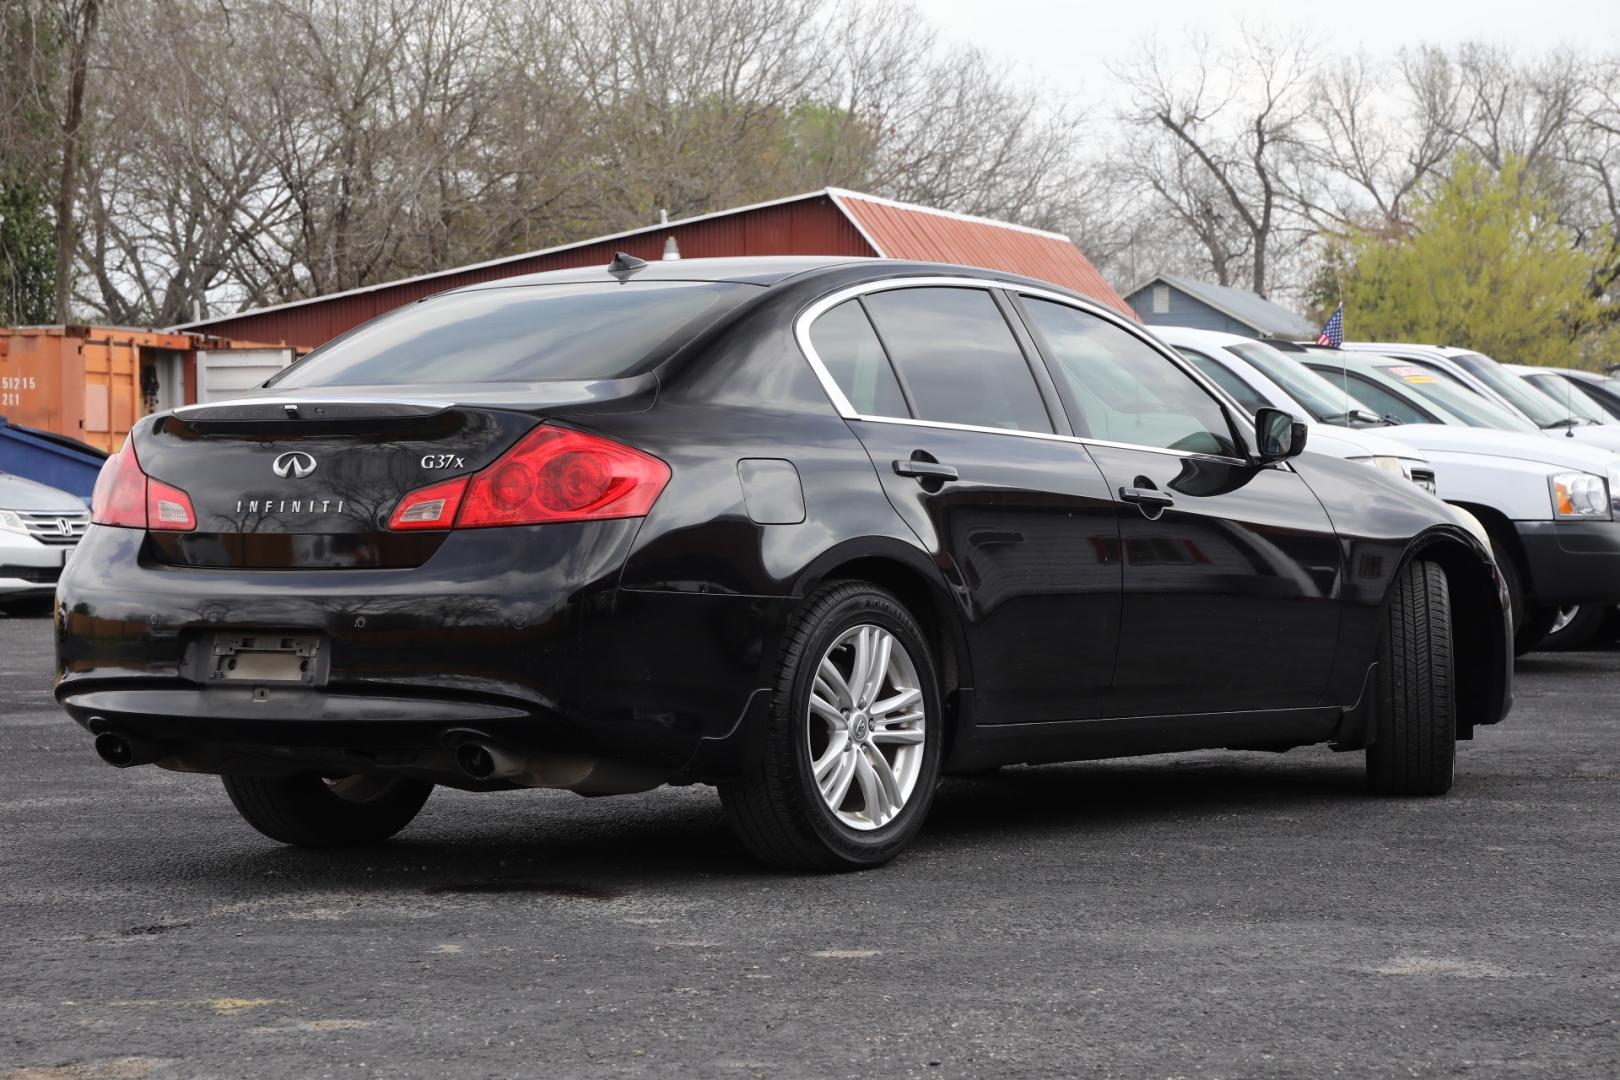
[1254,407,1308,463]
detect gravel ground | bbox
[1,611,1616,1079]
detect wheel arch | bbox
[1400,527,1513,733]
[1450,501,1529,587]
[793,540,974,759]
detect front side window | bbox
[270,281,756,387]
[807,299,909,417]
[860,288,1053,433]
[1021,297,1238,457]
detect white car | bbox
[1506,364,1620,424]
[1282,345,1620,653]
[0,473,89,607]
[1155,327,1441,494]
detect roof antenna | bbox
[608,251,648,279]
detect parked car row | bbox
[44,256,1543,870]
[1154,329,1620,653]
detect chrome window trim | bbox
[793,275,1256,466]
[846,414,1228,462]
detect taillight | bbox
[90,439,196,531]
[388,425,669,531]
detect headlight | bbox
[1549,471,1612,519]
[0,510,30,536]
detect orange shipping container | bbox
[0,326,296,452]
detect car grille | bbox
[1410,469,1438,497]
[13,509,90,546]
[0,563,60,584]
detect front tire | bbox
[1366,560,1456,796]
[222,774,433,847]
[721,582,943,871]
[1538,604,1607,651]
[1492,535,1556,654]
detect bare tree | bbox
[1285,49,1462,233]
[1114,28,1318,297]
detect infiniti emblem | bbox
[271,451,318,479]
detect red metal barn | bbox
[176,189,1134,350]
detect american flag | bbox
[1316,303,1344,348]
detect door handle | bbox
[1118,486,1174,508]
[893,459,959,483]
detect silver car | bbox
[0,473,89,607]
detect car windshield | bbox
[268,281,757,387]
[1521,372,1613,423]
[1373,362,1539,430]
[1446,352,1591,428]
[1225,342,1380,423]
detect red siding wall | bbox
[191,196,872,350]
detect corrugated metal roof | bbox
[1140,274,1317,339]
[830,190,1135,319]
[176,187,1132,347]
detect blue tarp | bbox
[0,417,107,501]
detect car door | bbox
[1013,293,1343,717]
[801,283,1121,723]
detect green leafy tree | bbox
[1335,154,1608,368]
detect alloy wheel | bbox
[806,624,927,830]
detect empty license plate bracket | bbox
[208,633,327,686]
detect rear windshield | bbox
[268,281,756,387]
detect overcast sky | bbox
[920,0,1620,105]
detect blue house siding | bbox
[1123,285,1262,338]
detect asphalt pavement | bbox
[1,610,1616,1079]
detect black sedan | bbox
[55,256,1511,870]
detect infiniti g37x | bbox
[55,256,1511,870]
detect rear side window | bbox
[269,281,756,387]
[808,300,909,417]
[861,288,1053,433]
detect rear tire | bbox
[720,582,943,871]
[1366,560,1456,796]
[222,774,433,847]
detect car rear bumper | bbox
[55,524,786,783]
[1514,519,1620,604]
